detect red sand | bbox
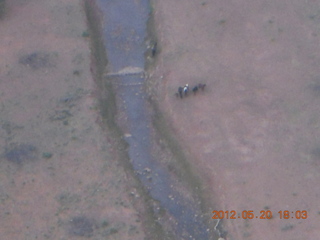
[1,0,320,239]
[151,0,320,239]
[0,1,145,239]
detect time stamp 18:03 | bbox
[212,210,308,220]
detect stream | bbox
[95,0,212,239]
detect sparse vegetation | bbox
[0,0,5,19]
[82,31,90,37]
[42,152,53,159]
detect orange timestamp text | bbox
[212,210,308,220]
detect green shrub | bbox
[0,0,5,19]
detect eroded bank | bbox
[84,0,220,239]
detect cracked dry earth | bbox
[0,1,146,239]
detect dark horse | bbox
[177,86,183,98]
[192,85,198,95]
[176,83,205,99]
[192,83,206,95]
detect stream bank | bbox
[84,0,219,239]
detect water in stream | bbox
[96,0,211,239]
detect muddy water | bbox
[95,0,212,239]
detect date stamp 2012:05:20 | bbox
[212,210,308,220]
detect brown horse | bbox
[198,83,206,91]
